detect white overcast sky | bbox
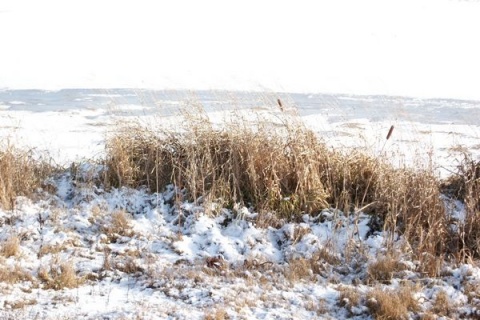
[0,0,479,100]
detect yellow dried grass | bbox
[0,145,53,209]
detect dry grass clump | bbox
[321,146,448,265]
[38,243,68,258]
[100,210,134,243]
[381,169,447,259]
[0,145,53,210]
[331,153,448,263]
[104,123,168,190]
[337,286,363,316]
[0,235,20,258]
[0,263,34,284]
[285,249,339,282]
[3,298,37,310]
[204,309,228,320]
[285,258,314,282]
[367,254,407,284]
[321,151,386,214]
[104,103,454,261]
[320,128,447,263]
[367,285,420,320]
[326,153,451,272]
[441,153,480,205]
[464,281,480,305]
[105,111,330,218]
[114,257,143,274]
[105,108,379,219]
[441,154,480,259]
[38,260,81,290]
[431,290,452,317]
[110,210,131,233]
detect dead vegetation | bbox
[431,290,453,317]
[114,257,143,274]
[367,254,408,284]
[3,298,37,310]
[102,103,468,268]
[100,210,134,243]
[0,144,54,210]
[285,248,340,282]
[38,259,82,290]
[367,285,420,320]
[105,112,330,219]
[204,308,228,320]
[1,235,20,258]
[2,98,480,318]
[441,153,480,260]
[0,101,469,268]
[337,285,362,315]
[0,263,34,284]
[38,243,68,258]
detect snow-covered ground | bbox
[1,89,480,319]
[1,89,479,175]
[1,165,480,319]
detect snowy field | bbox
[1,89,480,319]
[1,89,480,175]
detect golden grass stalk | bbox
[0,144,53,209]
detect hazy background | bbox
[1,0,480,100]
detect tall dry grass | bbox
[441,153,480,260]
[103,102,456,265]
[367,285,420,319]
[0,97,463,267]
[0,144,53,210]
[105,110,330,218]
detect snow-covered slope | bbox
[0,164,479,319]
[2,90,480,318]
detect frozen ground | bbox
[1,89,480,319]
[1,165,480,319]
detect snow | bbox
[0,170,477,318]
[1,89,480,318]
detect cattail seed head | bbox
[386,125,394,140]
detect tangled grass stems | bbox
[441,153,480,260]
[3,100,473,268]
[0,144,54,210]
[103,104,456,268]
[105,112,331,218]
